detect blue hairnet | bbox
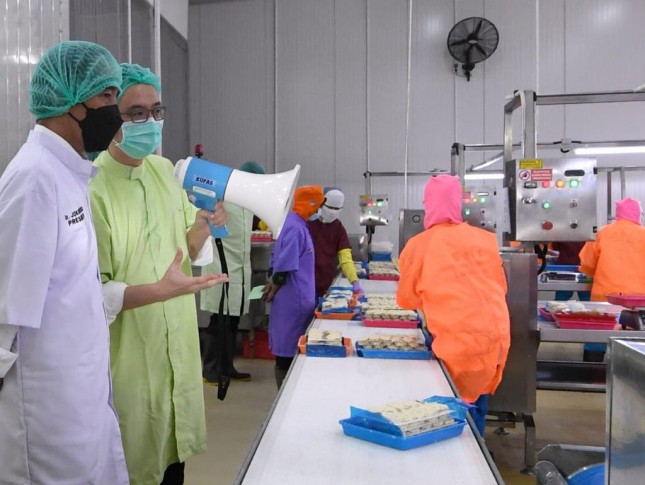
[30,41,122,119]
[239,161,266,174]
[118,63,161,101]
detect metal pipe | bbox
[607,171,613,223]
[620,167,626,199]
[536,90,645,106]
[127,0,132,62]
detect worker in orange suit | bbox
[396,175,510,436]
[579,197,645,302]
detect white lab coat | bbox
[0,126,129,485]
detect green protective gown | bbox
[200,201,253,316]
[90,151,206,485]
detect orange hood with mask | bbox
[293,185,324,221]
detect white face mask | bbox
[319,205,341,223]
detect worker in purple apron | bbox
[263,185,324,387]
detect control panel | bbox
[462,185,497,233]
[505,158,597,241]
[359,194,389,226]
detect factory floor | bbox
[185,343,605,484]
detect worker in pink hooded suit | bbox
[396,175,510,435]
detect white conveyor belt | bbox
[239,278,499,485]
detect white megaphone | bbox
[174,157,301,239]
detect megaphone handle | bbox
[210,222,229,238]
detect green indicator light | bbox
[542,201,551,209]
[464,208,471,216]
[569,179,579,188]
[480,197,486,203]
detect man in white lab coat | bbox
[0,41,130,484]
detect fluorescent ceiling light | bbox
[464,173,505,180]
[574,146,645,155]
[472,153,503,171]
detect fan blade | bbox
[449,38,470,47]
[475,43,487,58]
[475,19,483,35]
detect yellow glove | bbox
[338,248,358,283]
[258,220,269,232]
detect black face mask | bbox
[69,103,123,153]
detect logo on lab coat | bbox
[64,206,85,226]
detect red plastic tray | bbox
[251,236,274,243]
[368,275,400,281]
[539,307,556,322]
[606,294,645,309]
[553,311,618,330]
[363,318,419,329]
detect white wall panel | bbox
[189,0,274,169]
[366,0,408,173]
[536,0,565,144]
[483,0,537,147]
[1,0,67,173]
[454,0,484,161]
[335,0,368,186]
[409,0,456,171]
[275,0,335,185]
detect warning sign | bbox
[518,170,531,181]
[519,159,543,169]
[530,168,553,181]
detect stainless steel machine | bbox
[398,209,424,253]
[606,338,645,483]
[359,194,389,226]
[462,185,497,232]
[505,157,597,241]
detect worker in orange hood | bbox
[396,175,510,436]
[579,197,645,301]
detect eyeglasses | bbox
[121,106,167,123]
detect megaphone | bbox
[174,157,301,239]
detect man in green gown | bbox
[90,63,228,485]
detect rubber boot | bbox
[228,317,251,381]
[201,316,219,385]
[274,365,288,389]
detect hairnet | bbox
[293,185,324,220]
[118,63,161,101]
[30,41,122,119]
[423,175,463,229]
[239,161,266,174]
[616,197,642,225]
[324,189,344,209]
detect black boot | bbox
[228,317,251,381]
[202,314,220,385]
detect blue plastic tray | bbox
[339,417,466,450]
[306,343,348,358]
[369,252,392,262]
[355,342,431,360]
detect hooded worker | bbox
[264,185,324,388]
[579,197,645,301]
[396,175,510,436]
[0,41,129,484]
[307,189,363,297]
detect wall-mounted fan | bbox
[447,17,499,81]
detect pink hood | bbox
[616,197,642,225]
[423,175,463,229]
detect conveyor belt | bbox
[237,278,501,484]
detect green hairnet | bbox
[30,41,122,119]
[239,161,266,174]
[118,63,161,101]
